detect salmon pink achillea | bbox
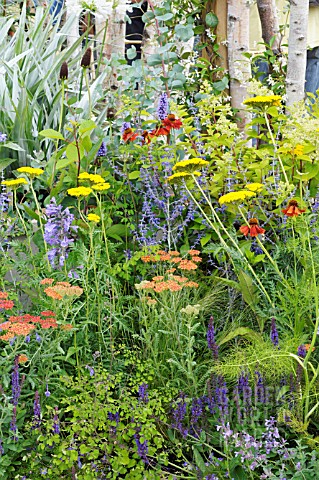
[239,218,265,237]
[282,200,306,217]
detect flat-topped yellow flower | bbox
[92,183,111,192]
[67,187,92,197]
[168,171,201,185]
[245,183,264,192]
[243,95,281,108]
[78,172,105,184]
[87,213,100,223]
[17,167,44,177]
[2,178,28,188]
[219,190,256,205]
[172,158,209,173]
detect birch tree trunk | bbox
[286,0,309,106]
[201,0,228,73]
[256,0,280,50]
[227,0,250,129]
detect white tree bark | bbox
[286,0,309,106]
[256,0,280,50]
[227,0,251,129]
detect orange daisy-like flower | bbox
[149,126,171,138]
[282,200,306,217]
[239,218,265,237]
[122,128,139,143]
[0,300,14,310]
[162,114,182,130]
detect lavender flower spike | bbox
[157,92,168,120]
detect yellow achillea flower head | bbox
[87,213,100,223]
[219,190,256,205]
[168,171,201,185]
[172,158,209,173]
[78,172,105,184]
[2,178,28,188]
[245,183,264,192]
[17,167,44,177]
[92,183,111,192]
[67,187,92,197]
[243,95,281,108]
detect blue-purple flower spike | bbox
[97,141,107,157]
[270,318,279,347]
[157,92,168,120]
[33,391,41,429]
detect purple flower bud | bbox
[33,391,41,429]
[0,133,7,142]
[207,316,219,360]
[45,384,51,397]
[53,406,60,434]
[270,318,279,347]
[134,429,149,464]
[171,392,188,437]
[86,365,94,376]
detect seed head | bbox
[81,47,92,68]
[59,61,68,81]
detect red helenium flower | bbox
[282,199,306,217]
[122,128,138,142]
[162,114,182,129]
[239,218,265,237]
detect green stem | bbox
[85,69,92,119]
[264,111,289,186]
[30,180,50,270]
[189,177,274,308]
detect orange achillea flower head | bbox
[40,318,58,329]
[0,300,14,310]
[162,114,182,129]
[168,250,180,256]
[167,268,176,273]
[160,253,172,261]
[170,257,182,264]
[192,256,202,263]
[178,259,198,271]
[146,298,157,305]
[44,287,63,300]
[304,343,315,352]
[141,255,156,263]
[17,354,28,363]
[61,324,73,331]
[40,278,54,285]
[282,200,306,217]
[55,282,71,287]
[0,332,15,341]
[152,276,164,281]
[0,292,9,299]
[239,218,266,237]
[41,310,56,317]
[185,281,199,288]
[188,250,200,256]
